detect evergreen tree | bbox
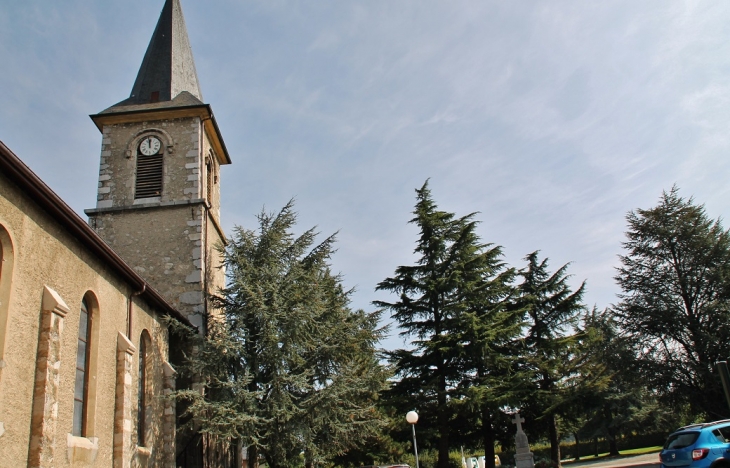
[614,187,730,419]
[515,252,588,466]
[375,181,515,468]
[577,309,641,457]
[457,254,522,468]
[173,201,388,468]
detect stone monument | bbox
[512,412,535,468]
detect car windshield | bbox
[665,432,700,449]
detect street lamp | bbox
[406,410,420,468]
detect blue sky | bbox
[2,1,730,349]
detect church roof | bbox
[92,0,232,165]
[111,0,202,108]
[100,91,203,115]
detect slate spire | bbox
[125,0,202,105]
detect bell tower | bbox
[85,0,230,328]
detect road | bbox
[565,452,661,468]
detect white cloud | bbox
[3,0,730,348]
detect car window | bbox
[717,426,730,442]
[712,429,726,443]
[665,432,700,449]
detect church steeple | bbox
[87,0,230,328]
[120,0,202,106]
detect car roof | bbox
[675,419,730,432]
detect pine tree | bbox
[376,181,516,468]
[515,252,587,466]
[614,187,730,419]
[457,251,521,468]
[578,309,655,457]
[173,201,388,468]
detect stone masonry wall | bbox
[113,333,136,468]
[89,113,227,329]
[95,117,202,210]
[200,128,222,221]
[205,210,226,306]
[27,286,70,468]
[90,204,207,328]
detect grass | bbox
[619,446,662,456]
[562,446,662,464]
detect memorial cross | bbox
[512,412,525,433]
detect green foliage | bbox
[454,234,521,468]
[514,252,602,464]
[173,201,389,468]
[534,459,559,468]
[330,407,411,467]
[376,181,517,468]
[397,449,464,468]
[575,309,673,456]
[614,187,730,419]
[524,434,664,462]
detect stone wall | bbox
[95,117,203,210]
[88,114,226,329]
[200,123,222,221]
[89,204,210,328]
[205,207,227,306]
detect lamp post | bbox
[406,410,420,468]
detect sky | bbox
[2,1,730,350]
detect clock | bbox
[139,136,161,156]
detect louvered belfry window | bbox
[135,143,163,199]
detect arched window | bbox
[138,330,152,446]
[73,298,92,436]
[206,157,213,203]
[135,135,164,199]
[70,292,99,438]
[0,225,13,376]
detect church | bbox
[0,0,233,466]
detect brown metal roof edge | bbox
[0,140,194,328]
[89,103,232,165]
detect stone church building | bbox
[0,0,233,466]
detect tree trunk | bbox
[604,407,619,456]
[438,370,450,468]
[572,432,581,461]
[548,412,561,467]
[249,445,259,468]
[246,316,260,468]
[608,431,619,456]
[482,407,496,468]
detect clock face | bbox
[139,136,161,156]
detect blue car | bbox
[661,420,730,468]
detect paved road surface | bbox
[565,452,661,468]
